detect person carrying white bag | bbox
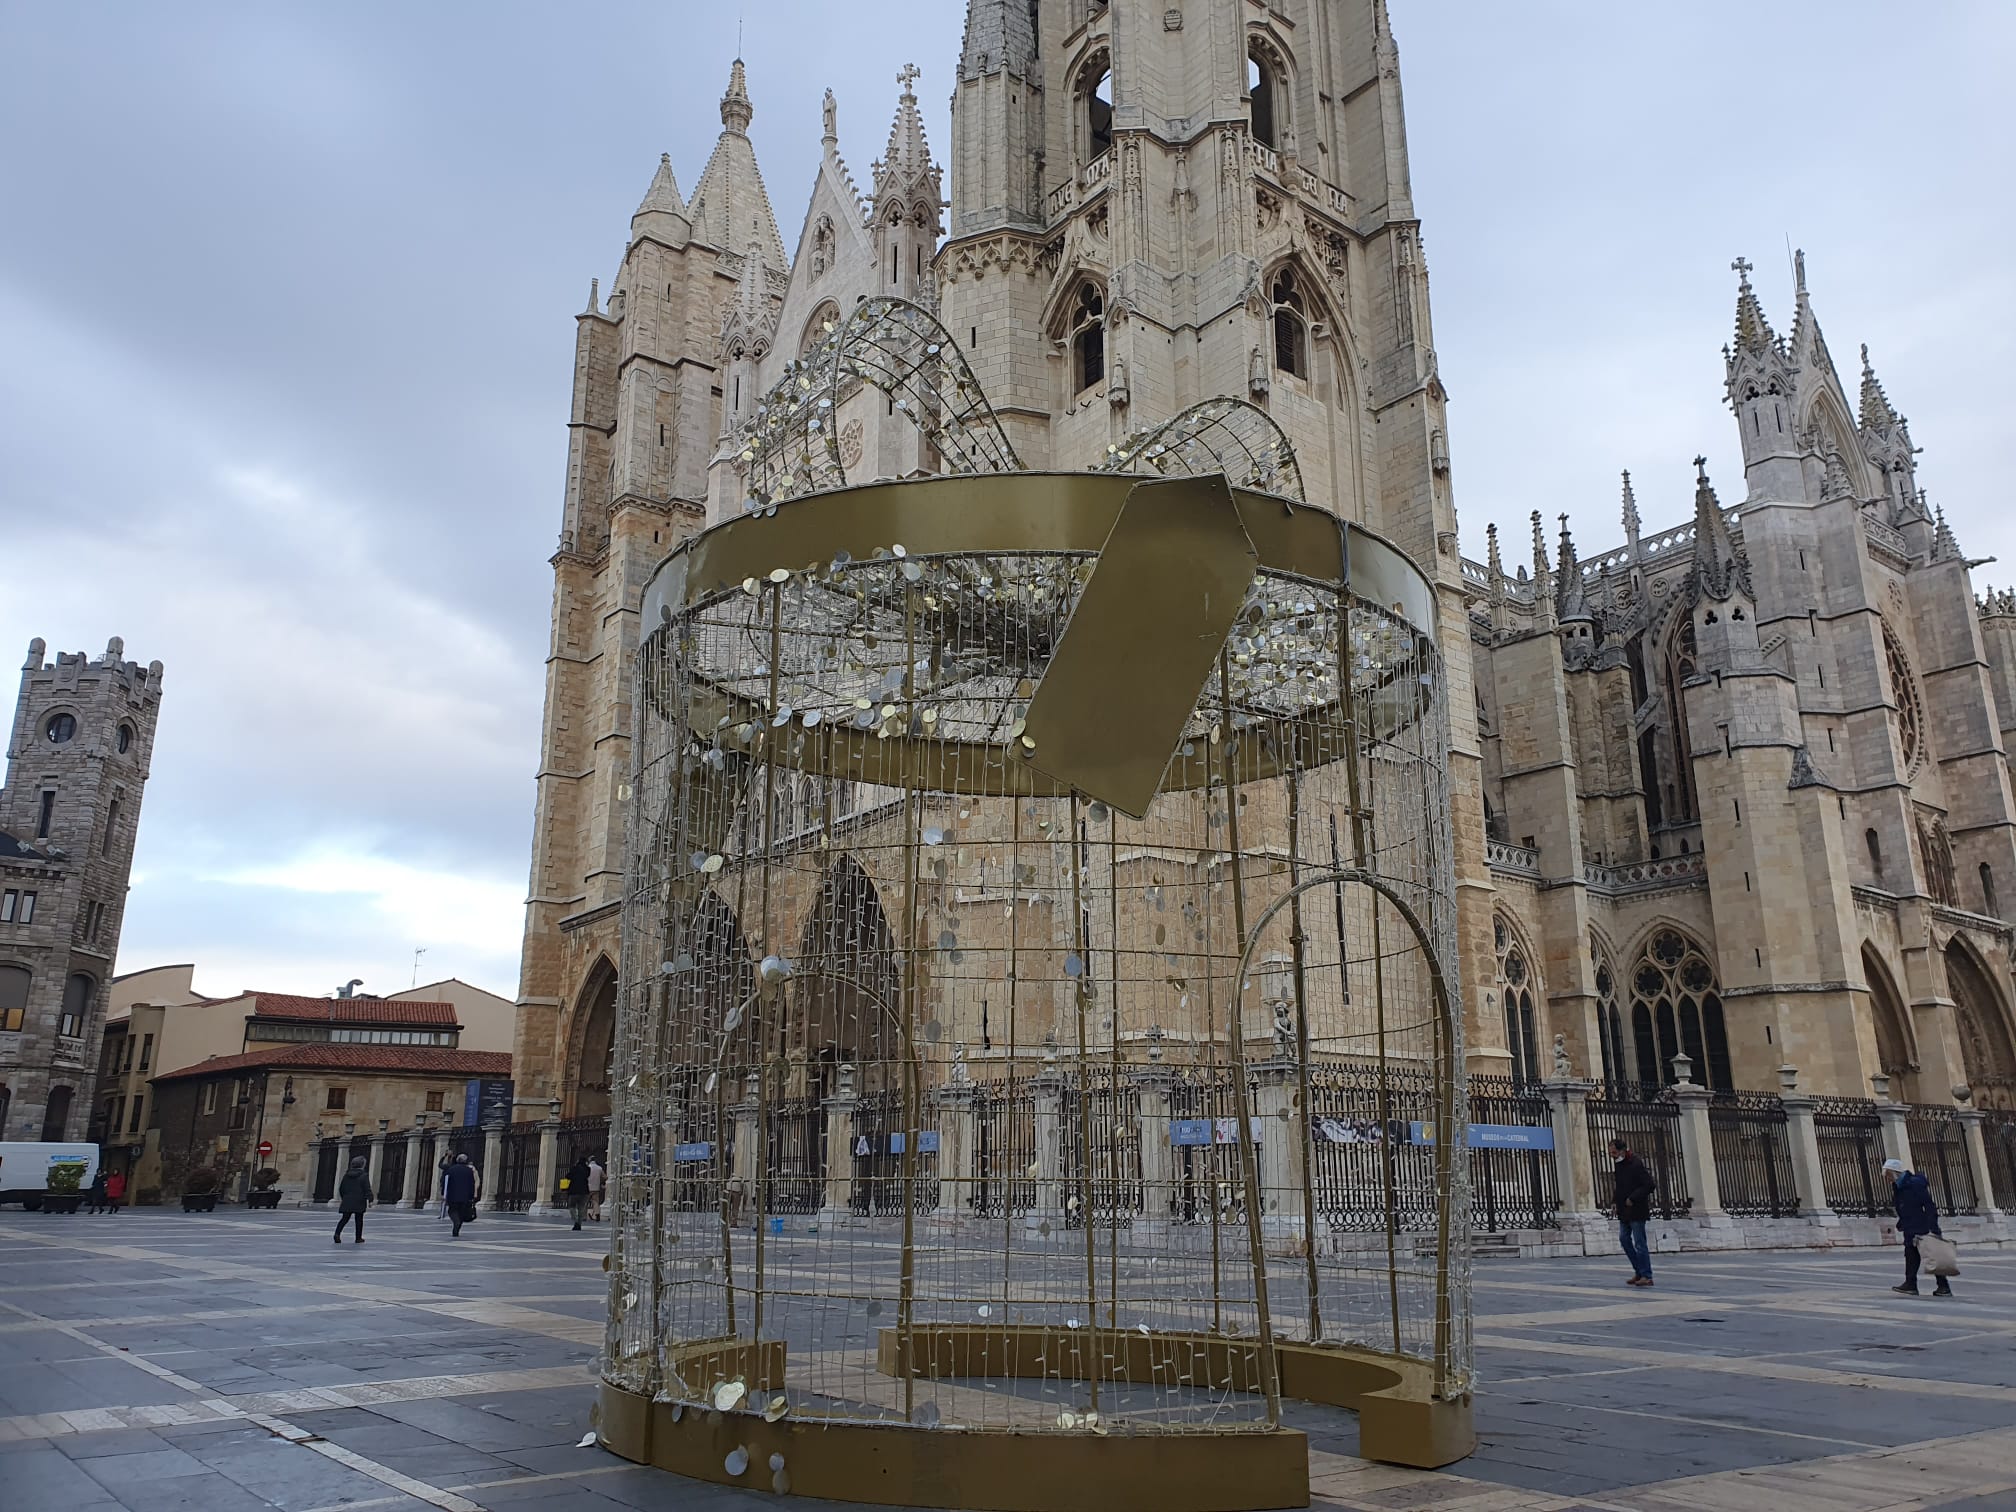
[1882,1157,1957,1297]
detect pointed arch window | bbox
[1067,282,1105,394]
[1882,621,1925,774]
[1078,53,1114,164]
[1628,929,1731,1091]
[803,301,841,359]
[1494,915,1542,1085]
[1593,936,1628,1090]
[1271,269,1307,379]
[1248,50,1277,149]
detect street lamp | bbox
[548,1096,563,1122]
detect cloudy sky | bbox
[2,3,2009,1003]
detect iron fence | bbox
[1811,1096,1885,1217]
[411,1131,439,1207]
[1907,1107,1978,1216]
[1983,1109,2016,1212]
[971,1079,1036,1217]
[1708,1092,1799,1218]
[1466,1074,1560,1233]
[312,1141,339,1204]
[1063,1067,1143,1228]
[1585,1083,1690,1218]
[849,1090,939,1215]
[766,1099,824,1214]
[1305,1062,1435,1233]
[375,1134,407,1206]
[1171,1073,1255,1228]
[491,1122,540,1211]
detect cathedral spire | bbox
[686,57,786,266]
[1621,469,1641,545]
[720,58,753,134]
[1557,514,1589,622]
[874,63,938,207]
[1691,457,1748,602]
[1859,342,1899,431]
[1729,256,1777,354]
[637,152,685,220]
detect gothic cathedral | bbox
[512,0,2016,1117]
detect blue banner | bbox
[886,1132,940,1155]
[674,1142,714,1162]
[1408,1121,1554,1151]
[1170,1119,1212,1147]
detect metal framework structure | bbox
[596,337,1470,1510]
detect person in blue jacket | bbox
[1883,1157,1952,1297]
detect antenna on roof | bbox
[412,947,428,989]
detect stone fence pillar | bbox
[1954,1108,2004,1221]
[1029,1068,1066,1236]
[1670,1077,1725,1221]
[477,1125,504,1212]
[1777,1071,1837,1224]
[366,1120,389,1196]
[1134,1066,1175,1227]
[529,1111,564,1218]
[1872,1076,1914,1168]
[1251,1060,1302,1241]
[399,1122,424,1208]
[934,1081,976,1221]
[308,1137,331,1206]
[1540,1079,1598,1217]
[819,1064,858,1226]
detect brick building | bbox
[0,637,162,1141]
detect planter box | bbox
[246,1189,283,1209]
[181,1193,219,1213]
[41,1194,83,1214]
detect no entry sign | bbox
[256,1140,274,1158]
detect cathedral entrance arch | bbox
[1861,945,1917,1102]
[1945,936,2016,1110]
[795,855,901,1097]
[567,960,618,1119]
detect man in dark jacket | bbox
[1610,1138,1657,1287]
[334,1157,371,1244]
[443,1153,480,1238]
[564,1156,592,1231]
[1883,1158,1952,1296]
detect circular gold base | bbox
[597,1379,1310,1512]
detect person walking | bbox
[334,1156,371,1245]
[104,1169,126,1215]
[1610,1138,1657,1287]
[436,1152,455,1221]
[586,1155,605,1223]
[565,1155,592,1231]
[443,1153,480,1238]
[86,1167,108,1215]
[1883,1157,1953,1297]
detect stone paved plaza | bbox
[1,1207,2012,1512]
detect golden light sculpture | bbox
[598,308,1472,1512]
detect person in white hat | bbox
[1882,1158,1952,1297]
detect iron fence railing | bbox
[971,1080,1036,1217]
[766,1099,824,1214]
[1907,1107,1978,1216]
[849,1090,940,1215]
[1171,1074,1255,1228]
[1305,1062,1437,1233]
[1708,1092,1799,1218]
[312,1141,339,1204]
[412,1131,439,1207]
[1063,1067,1144,1227]
[491,1122,540,1211]
[1585,1083,1690,1218]
[1983,1109,2016,1212]
[1811,1096,1885,1217]
[375,1134,407,1206]
[1467,1074,1560,1233]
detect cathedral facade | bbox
[512,0,2016,1117]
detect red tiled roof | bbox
[152,1044,510,1084]
[247,994,459,1027]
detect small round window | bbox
[117,724,133,754]
[45,713,76,744]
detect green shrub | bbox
[185,1168,220,1195]
[46,1163,86,1194]
[251,1167,280,1189]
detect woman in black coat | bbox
[335,1156,371,1245]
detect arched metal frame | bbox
[1102,397,1305,504]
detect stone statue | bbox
[1552,1032,1572,1080]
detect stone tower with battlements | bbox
[0,638,163,1141]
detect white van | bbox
[0,1143,99,1207]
